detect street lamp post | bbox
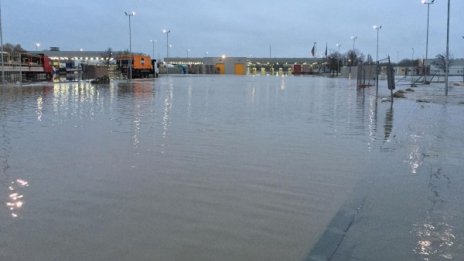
[422,0,435,84]
[444,0,450,96]
[411,48,416,86]
[373,25,382,97]
[0,0,5,84]
[125,11,135,81]
[336,43,341,76]
[149,40,156,59]
[163,29,170,74]
[373,25,382,61]
[412,48,415,65]
[163,29,170,62]
[349,36,357,77]
[350,36,357,50]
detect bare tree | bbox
[1,43,25,55]
[327,52,341,76]
[346,50,364,66]
[433,53,453,73]
[365,54,374,64]
[101,48,113,66]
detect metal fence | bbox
[356,64,377,87]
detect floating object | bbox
[416,99,431,103]
[393,91,406,98]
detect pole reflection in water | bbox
[161,81,173,154]
[36,95,43,121]
[383,103,394,142]
[367,93,378,151]
[187,84,192,118]
[116,80,157,149]
[355,86,379,150]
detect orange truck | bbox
[116,54,154,78]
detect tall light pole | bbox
[0,0,4,84]
[163,29,171,75]
[350,36,358,50]
[149,40,156,59]
[422,0,435,84]
[412,48,415,64]
[373,25,382,61]
[444,0,450,96]
[125,11,135,80]
[349,36,357,77]
[336,43,341,76]
[163,29,170,62]
[411,48,416,86]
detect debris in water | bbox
[393,91,406,98]
[417,99,431,103]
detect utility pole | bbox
[163,29,171,74]
[0,0,5,85]
[373,25,382,62]
[422,0,435,84]
[445,0,450,96]
[125,11,135,81]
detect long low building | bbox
[166,57,320,75]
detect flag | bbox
[311,42,316,57]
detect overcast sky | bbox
[3,0,463,61]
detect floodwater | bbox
[0,76,463,261]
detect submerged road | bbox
[306,83,464,260]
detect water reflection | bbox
[6,178,29,218]
[50,82,108,122]
[0,77,462,260]
[383,104,394,142]
[414,222,456,260]
[367,94,378,151]
[414,215,456,260]
[36,95,44,121]
[412,105,457,260]
[355,87,378,150]
[161,82,173,154]
[280,77,286,91]
[0,113,29,219]
[187,84,192,117]
[117,81,157,148]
